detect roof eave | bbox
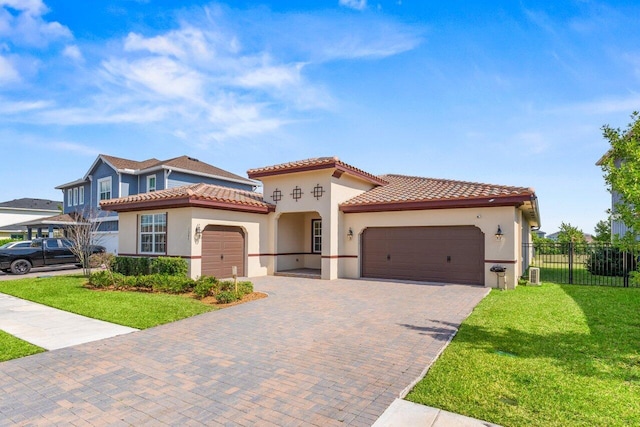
[339,195,532,213]
[248,162,386,186]
[101,197,274,214]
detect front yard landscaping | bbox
[0,275,215,330]
[406,283,640,427]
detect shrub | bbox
[150,257,188,277]
[216,290,239,304]
[134,275,156,289]
[89,252,114,269]
[193,276,219,299]
[237,281,253,296]
[585,246,637,276]
[219,280,235,292]
[88,271,124,288]
[112,256,151,276]
[151,275,195,294]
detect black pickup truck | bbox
[0,238,106,275]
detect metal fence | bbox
[523,242,639,287]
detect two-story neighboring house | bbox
[55,154,257,253]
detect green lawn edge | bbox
[405,283,640,427]
[0,330,45,362]
[0,275,215,330]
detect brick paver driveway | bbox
[0,276,489,426]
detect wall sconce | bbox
[195,224,202,239]
[347,227,354,240]
[495,225,504,241]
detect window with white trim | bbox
[97,177,112,206]
[79,186,84,204]
[73,187,78,206]
[147,175,156,192]
[67,189,72,207]
[139,213,167,254]
[312,219,322,254]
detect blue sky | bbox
[1,0,639,235]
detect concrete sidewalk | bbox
[374,399,500,426]
[0,293,137,350]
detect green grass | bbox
[406,283,640,427]
[0,275,215,330]
[0,330,44,362]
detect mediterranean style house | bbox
[102,156,540,289]
[55,154,257,253]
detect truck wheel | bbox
[10,259,32,275]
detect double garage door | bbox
[362,226,484,285]
[202,226,245,278]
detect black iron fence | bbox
[523,242,639,287]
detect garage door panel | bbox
[362,226,484,285]
[202,226,245,278]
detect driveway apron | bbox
[0,276,489,426]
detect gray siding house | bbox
[56,154,257,253]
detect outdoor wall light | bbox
[195,224,202,239]
[347,228,354,240]
[495,225,504,241]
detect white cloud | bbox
[102,57,204,100]
[0,0,47,16]
[62,44,82,61]
[339,0,367,11]
[0,98,51,113]
[0,55,19,84]
[234,63,303,89]
[0,0,72,48]
[0,4,422,144]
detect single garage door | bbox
[202,225,245,278]
[361,226,484,285]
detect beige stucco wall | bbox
[341,206,529,289]
[116,169,535,288]
[261,169,376,279]
[117,207,271,279]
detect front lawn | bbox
[0,330,44,362]
[406,283,640,427]
[0,275,215,330]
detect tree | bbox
[593,217,611,243]
[600,111,640,249]
[64,209,104,277]
[557,222,586,245]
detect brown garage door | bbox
[202,225,245,278]
[361,226,484,285]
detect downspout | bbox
[530,195,541,231]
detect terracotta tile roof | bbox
[340,174,535,212]
[101,183,274,214]
[100,154,253,184]
[247,157,387,185]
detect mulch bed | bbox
[201,292,268,308]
